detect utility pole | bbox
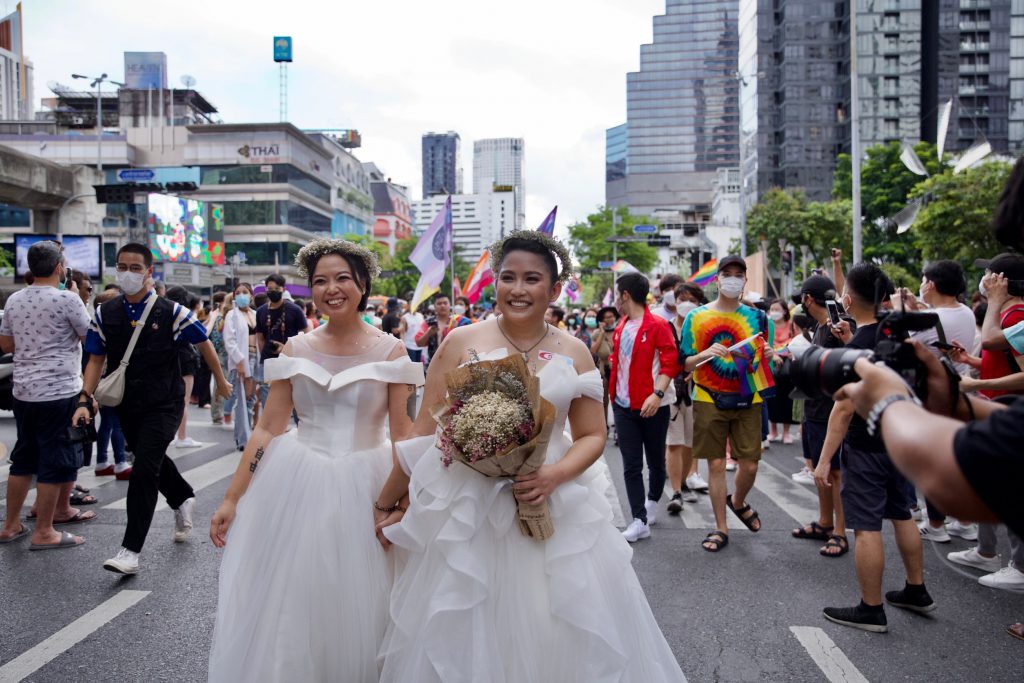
[72,72,124,172]
[850,2,863,263]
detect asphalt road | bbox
[0,408,1022,682]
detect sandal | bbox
[50,510,97,525]
[793,521,834,541]
[0,525,30,543]
[820,534,849,558]
[73,484,90,494]
[702,531,729,552]
[69,491,98,506]
[726,494,761,532]
[1007,623,1024,641]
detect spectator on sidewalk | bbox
[0,240,94,549]
[609,273,679,543]
[224,283,258,451]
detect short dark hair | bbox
[496,237,559,283]
[845,263,892,307]
[234,281,254,295]
[117,242,152,267]
[547,305,565,322]
[658,274,684,293]
[164,285,191,307]
[617,272,650,304]
[433,293,450,304]
[675,282,707,304]
[69,270,90,289]
[212,291,226,305]
[597,306,619,323]
[922,260,966,297]
[27,241,63,278]
[265,273,286,288]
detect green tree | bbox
[745,189,851,274]
[910,160,1011,282]
[568,205,658,274]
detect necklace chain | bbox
[497,317,549,360]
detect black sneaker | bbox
[823,603,888,633]
[667,492,683,515]
[885,585,936,614]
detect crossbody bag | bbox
[94,295,157,407]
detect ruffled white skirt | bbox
[208,431,397,683]
[380,433,685,683]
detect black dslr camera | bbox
[789,310,941,400]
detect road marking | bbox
[0,590,150,683]
[751,458,820,525]
[103,451,240,511]
[789,626,869,683]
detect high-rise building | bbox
[472,137,525,229]
[605,123,628,207]
[0,7,33,121]
[421,131,462,199]
[618,0,740,215]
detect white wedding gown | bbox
[381,349,686,682]
[208,332,424,683]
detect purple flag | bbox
[536,206,557,236]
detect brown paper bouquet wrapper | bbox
[431,354,558,540]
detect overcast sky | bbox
[17,0,665,237]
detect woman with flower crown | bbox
[206,239,424,683]
[375,231,685,682]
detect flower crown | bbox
[488,230,573,284]
[295,238,382,281]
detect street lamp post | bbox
[71,72,125,172]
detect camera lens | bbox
[789,346,874,398]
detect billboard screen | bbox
[146,193,225,266]
[14,234,102,279]
[124,51,167,89]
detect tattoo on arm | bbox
[248,446,265,473]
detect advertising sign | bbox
[14,234,102,279]
[273,36,293,63]
[123,52,167,89]
[146,194,225,266]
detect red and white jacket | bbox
[609,309,680,411]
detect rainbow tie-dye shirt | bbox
[680,304,772,404]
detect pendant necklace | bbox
[497,317,549,365]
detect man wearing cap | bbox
[790,274,850,558]
[680,255,774,553]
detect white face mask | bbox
[718,276,745,299]
[769,310,784,322]
[676,301,698,317]
[978,276,989,299]
[452,305,466,316]
[116,270,146,296]
[661,291,676,307]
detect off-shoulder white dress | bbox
[381,349,685,682]
[208,331,424,683]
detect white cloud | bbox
[20,0,664,238]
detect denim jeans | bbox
[613,403,670,524]
[96,405,127,465]
[229,370,254,450]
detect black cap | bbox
[792,274,836,305]
[975,253,1024,280]
[717,255,746,273]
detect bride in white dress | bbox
[375,231,685,682]
[207,239,423,683]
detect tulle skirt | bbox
[208,431,397,683]
[380,433,685,683]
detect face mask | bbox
[584,316,597,329]
[661,291,676,307]
[116,270,146,296]
[235,294,251,309]
[452,305,466,316]
[267,290,284,303]
[769,310,784,321]
[978,277,988,299]
[718,276,745,299]
[676,301,698,317]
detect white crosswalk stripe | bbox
[103,451,240,511]
[790,626,869,683]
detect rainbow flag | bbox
[610,260,639,273]
[536,206,557,236]
[729,334,776,398]
[463,250,494,304]
[688,259,717,286]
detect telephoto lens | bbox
[789,346,874,398]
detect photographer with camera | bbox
[0,241,94,550]
[414,293,471,367]
[811,263,935,632]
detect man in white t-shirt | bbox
[400,303,425,363]
[895,260,977,376]
[651,274,684,322]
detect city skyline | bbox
[18,0,664,238]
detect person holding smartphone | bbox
[255,273,308,405]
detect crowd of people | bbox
[1,194,1023,678]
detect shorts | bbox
[693,401,762,462]
[10,396,83,484]
[406,348,423,363]
[802,419,841,471]
[666,402,693,447]
[840,442,915,532]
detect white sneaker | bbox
[947,547,1002,573]
[174,497,195,543]
[681,486,699,503]
[686,473,709,492]
[791,467,816,485]
[946,520,979,541]
[173,437,203,449]
[918,521,951,543]
[725,460,737,472]
[761,439,770,450]
[103,547,140,574]
[644,499,658,526]
[621,518,651,543]
[979,562,1024,593]
[910,506,923,522]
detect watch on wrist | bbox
[866,393,922,437]
[653,389,665,399]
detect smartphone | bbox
[68,419,97,444]
[931,341,956,351]
[825,300,842,327]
